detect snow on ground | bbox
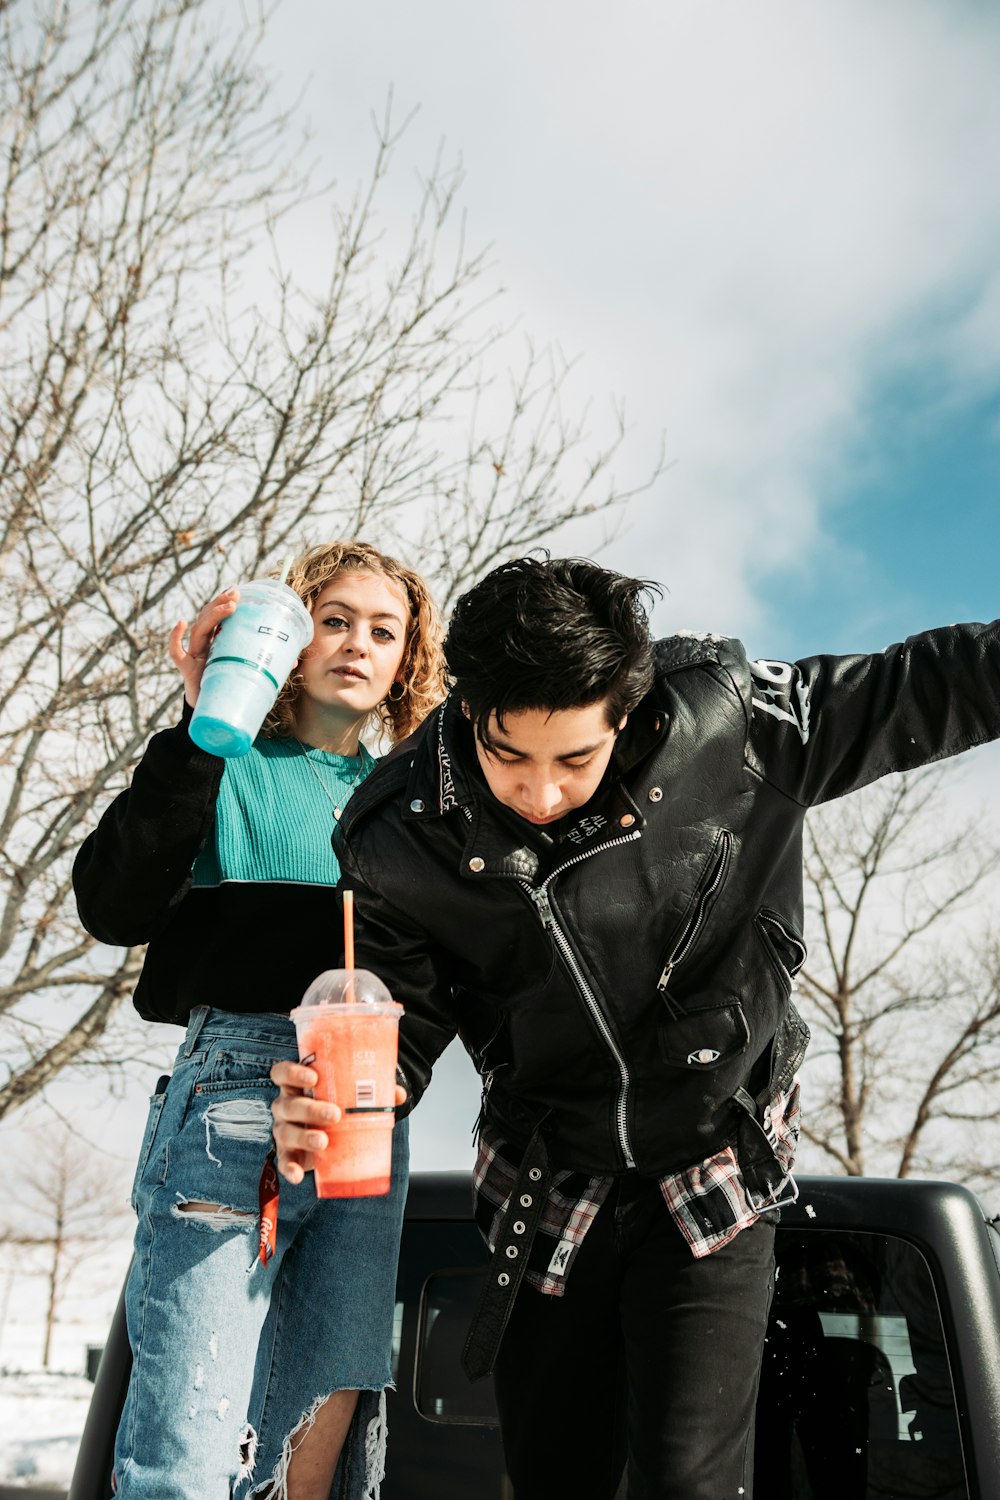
[0,1368,95,1490]
[0,1247,130,1492]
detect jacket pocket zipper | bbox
[656,830,734,1005]
[757,909,807,989]
[472,1059,509,1140]
[471,1012,505,1075]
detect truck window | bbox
[410,1228,969,1497]
[756,1228,969,1499]
[415,1269,500,1425]
[388,1220,509,1500]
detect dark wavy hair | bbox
[446,556,660,743]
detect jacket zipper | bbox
[656,830,734,998]
[757,909,807,988]
[519,832,642,1169]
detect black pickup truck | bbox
[70,1172,1000,1500]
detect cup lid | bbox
[295,968,398,1009]
[240,577,313,638]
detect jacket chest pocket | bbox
[658,998,751,1070]
[754,909,807,992]
[657,829,734,1011]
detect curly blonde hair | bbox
[263,541,447,744]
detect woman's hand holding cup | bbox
[169,588,240,708]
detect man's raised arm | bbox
[744,618,1000,807]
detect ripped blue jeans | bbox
[116,1007,409,1500]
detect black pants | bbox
[492,1175,775,1500]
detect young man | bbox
[272,556,1000,1499]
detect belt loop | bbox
[183,1005,211,1057]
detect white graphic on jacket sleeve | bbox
[749,660,812,746]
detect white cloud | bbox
[261,0,1000,641]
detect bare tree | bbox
[0,0,657,1119]
[3,1127,132,1367]
[796,767,1000,1195]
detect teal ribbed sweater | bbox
[192,736,376,887]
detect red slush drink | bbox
[291,970,402,1198]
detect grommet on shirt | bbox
[409,798,425,813]
[519,1194,533,1207]
[469,856,485,872]
[513,1220,525,1234]
[497,1272,510,1287]
[505,1245,518,1259]
[619,813,636,828]
[648,786,663,802]
[528,1167,542,1181]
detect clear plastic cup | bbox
[189,578,314,757]
[290,970,403,1198]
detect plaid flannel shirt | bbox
[473,1079,801,1294]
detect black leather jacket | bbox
[336,622,1000,1180]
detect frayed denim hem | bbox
[248,1387,390,1500]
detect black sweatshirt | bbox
[73,705,344,1027]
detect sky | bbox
[5,0,1000,1197]
[259,0,1000,658]
[253,0,1000,1167]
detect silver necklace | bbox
[295,739,367,821]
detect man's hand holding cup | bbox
[270,1059,407,1186]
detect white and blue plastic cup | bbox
[188,578,314,757]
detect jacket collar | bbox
[340,635,721,867]
[408,699,478,817]
[653,631,726,674]
[403,695,668,881]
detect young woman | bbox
[73,541,447,1500]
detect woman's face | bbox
[297,569,409,719]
